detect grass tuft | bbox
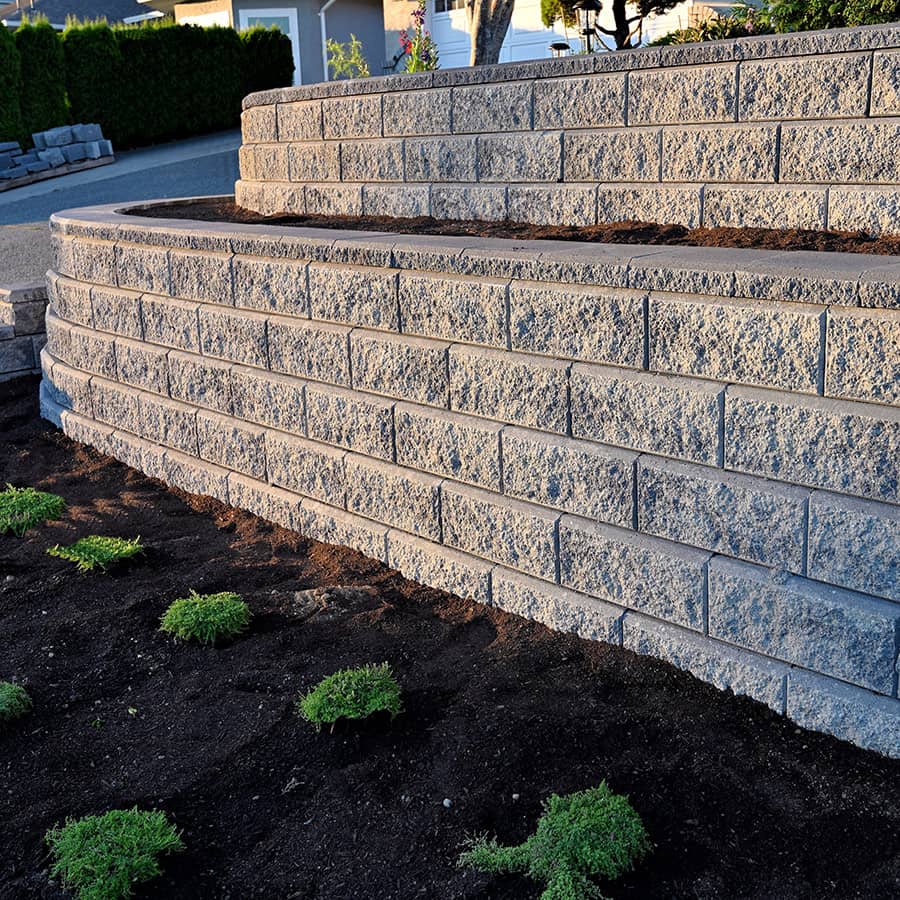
[0,681,32,724]
[458,783,651,900]
[0,485,65,537]
[160,590,251,645]
[47,536,144,572]
[46,807,184,900]
[297,663,402,730]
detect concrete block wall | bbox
[0,282,48,381]
[41,203,900,757]
[236,22,900,234]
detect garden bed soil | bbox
[133,197,900,256]
[1,374,899,900]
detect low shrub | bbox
[459,783,651,900]
[46,807,184,900]
[298,663,402,729]
[326,33,371,79]
[0,681,32,724]
[47,535,143,572]
[0,484,65,536]
[15,17,68,138]
[160,589,251,644]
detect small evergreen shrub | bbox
[241,25,294,94]
[15,17,68,139]
[0,485,65,536]
[459,783,651,900]
[297,663,402,729]
[0,681,32,724]
[46,807,184,900]
[47,535,143,572]
[160,590,251,644]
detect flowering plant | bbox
[400,0,439,72]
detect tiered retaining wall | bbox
[40,203,900,756]
[237,23,900,234]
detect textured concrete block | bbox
[116,244,170,294]
[628,64,736,124]
[871,49,900,115]
[297,496,388,562]
[160,448,230,502]
[246,144,290,181]
[825,307,900,405]
[828,187,900,236]
[351,330,449,407]
[703,186,828,231]
[725,387,900,503]
[231,365,305,435]
[287,142,340,182]
[564,129,660,183]
[235,180,304,216]
[399,271,506,347]
[138,394,197,456]
[322,95,381,140]
[623,613,788,712]
[709,556,900,695]
[266,430,346,505]
[308,263,398,330]
[639,456,808,571]
[198,306,268,368]
[450,345,568,434]
[442,482,558,581]
[596,184,702,228]
[277,100,322,142]
[395,402,501,489]
[228,471,302,530]
[808,491,899,602]
[68,322,116,379]
[649,293,823,393]
[169,250,233,305]
[781,121,900,184]
[404,136,476,182]
[383,87,451,136]
[452,82,532,134]
[64,410,119,458]
[739,54,869,120]
[306,382,394,460]
[233,255,308,316]
[48,274,93,327]
[115,337,168,395]
[387,530,492,603]
[477,132,561,183]
[787,670,900,758]
[268,316,350,386]
[44,312,72,365]
[361,185,429,218]
[507,185,597,227]
[305,183,362,216]
[167,350,232,413]
[533,73,625,130]
[140,296,199,352]
[560,516,709,630]
[572,365,723,465]
[242,105,277,143]
[345,454,441,540]
[90,377,140,432]
[90,285,142,339]
[663,125,777,182]
[510,281,644,367]
[430,185,508,221]
[43,357,92,415]
[197,409,267,477]
[340,139,404,182]
[53,237,117,285]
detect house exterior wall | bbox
[326,0,389,75]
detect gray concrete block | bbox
[116,243,170,294]
[235,179,304,217]
[452,82,532,134]
[276,100,322,142]
[361,185,430,218]
[340,139,404,182]
[228,471,302,530]
[53,237,117,286]
[196,409,267,478]
[383,87,451,136]
[242,105,277,143]
[305,382,394,460]
[724,387,900,503]
[450,345,568,434]
[663,124,777,182]
[477,132,561,183]
[533,73,626,130]
[199,306,268,368]
[90,377,140,432]
[233,255,309,316]
[0,335,35,375]
[160,447,230,502]
[99,139,113,157]
[507,185,597,227]
[67,322,117,379]
[138,393,197,456]
[296,496,388,562]
[808,490,900,602]
[442,482,559,582]
[308,263,398,330]
[561,516,709,630]
[48,273,93,328]
[322,95,382,140]
[628,63,737,125]
[287,142,341,182]
[43,125,72,147]
[825,306,900,405]
[231,364,305,436]
[828,186,900,236]
[268,316,350,386]
[596,184,702,228]
[169,250,233,305]
[709,556,900,695]
[703,185,828,231]
[266,430,346,505]
[90,285,142,339]
[42,355,93,415]
[564,129,660,183]
[245,144,290,182]
[871,49,900,116]
[430,185,508,221]
[37,148,66,167]
[140,296,199,352]
[503,426,635,527]
[82,142,101,160]
[72,123,102,142]
[351,330,449,407]
[44,312,72,366]
[115,337,168,395]
[304,183,362,216]
[572,364,723,465]
[404,136,476,183]
[167,350,232,414]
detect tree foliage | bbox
[0,24,25,144]
[15,17,68,137]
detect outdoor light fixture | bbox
[572,0,603,53]
[549,40,571,57]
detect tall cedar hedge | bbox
[241,26,296,96]
[15,18,68,138]
[0,25,25,144]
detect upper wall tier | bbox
[236,22,900,235]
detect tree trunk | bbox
[467,0,516,66]
[611,0,635,49]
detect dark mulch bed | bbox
[131,197,900,256]
[1,374,899,900]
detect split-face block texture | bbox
[236,23,900,234]
[40,207,900,758]
[1,282,49,379]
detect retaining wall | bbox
[1,282,48,381]
[236,22,900,235]
[39,203,900,756]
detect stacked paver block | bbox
[0,125,113,183]
[237,22,900,234]
[0,282,48,380]
[40,202,900,756]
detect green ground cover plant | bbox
[47,535,143,572]
[160,590,251,644]
[459,783,651,900]
[0,485,65,536]
[298,663,402,729]
[0,681,32,724]
[46,807,184,900]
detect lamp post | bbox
[549,40,571,58]
[572,0,602,54]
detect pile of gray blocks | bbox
[0,282,48,381]
[0,124,114,181]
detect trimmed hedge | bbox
[0,25,25,144]
[15,17,67,139]
[241,25,295,96]
[62,21,121,136]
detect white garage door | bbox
[430,0,570,70]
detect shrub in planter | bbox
[0,485,65,536]
[0,681,32,725]
[47,807,184,900]
[160,590,251,644]
[0,24,24,144]
[459,783,651,900]
[15,17,68,138]
[47,535,143,572]
[298,663,402,730]
[241,25,294,95]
